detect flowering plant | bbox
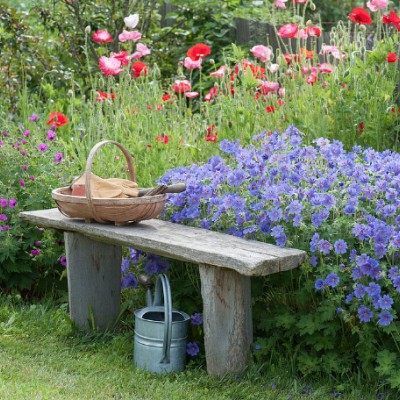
[0,110,69,292]
[160,125,400,384]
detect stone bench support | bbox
[20,208,305,376]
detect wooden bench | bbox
[20,208,305,376]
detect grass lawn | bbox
[0,296,395,400]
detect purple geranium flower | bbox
[186,342,200,356]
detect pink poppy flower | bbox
[130,43,151,59]
[118,30,141,42]
[0,198,7,207]
[277,23,299,38]
[9,199,16,208]
[304,26,321,37]
[258,81,279,94]
[111,51,130,66]
[172,80,191,93]
[92,30,113,43]
[250,45,272,62]
[185,92,199,98]
[98,56,123,76]
[184,57,202,69]
[320,45,346,60]
[274,0,287,9]
[319,63,333,73]
[210,65,230,78]
[124,14,139,29]
[367,0,388,12]
[205,87,217,102]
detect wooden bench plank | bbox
[20,208,305,276]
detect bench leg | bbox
[199,264,253,376]
[64,232,122,331]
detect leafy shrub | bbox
[159,125,400,384]
[0,107,69,293]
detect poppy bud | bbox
[85,25,91,34]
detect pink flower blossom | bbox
[130,43,151,59]
[37,143,48,151]
[258,81,279,94]
[9,199,16,208]
[320,45,346,60]
[19,180,25,186]
[318,63,334,74]
[98,56,124,76]
[22,165,27,170]
[28,113,38,121]
[172,80,191,93]
[31,249,40,256]
[124,14,139,29]
[47,130,56,141]
[210,65,230,78]
[23,130,30,137]
[0,198,7,207]
[92,30,113,43]
[269,64,280,74]
[367,0,388,12]
[0,213,7,221]
[205,87,217,102]
[250,45,272,62]
[278,23,299,38]
[3,225,9,231]
[55,152,63,163]
[184,57,202,69]
[274,0,287,9]
[111,51,130,66]
[185,92,199,98]
[118,30,141,42]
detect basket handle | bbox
[153,274,173,365]
[85,140,136,223]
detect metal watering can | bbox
[134,273,190,373]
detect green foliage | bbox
[0,94,71,293]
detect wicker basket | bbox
[52,140,168,225]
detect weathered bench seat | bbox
[20,208,305,376]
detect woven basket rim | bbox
[52,187,168,205]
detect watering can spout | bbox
[138,274,154,306]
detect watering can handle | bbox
[153,274,172,364]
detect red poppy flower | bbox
[387,52,398,63]
[132,61,148,78]
[46,112,69,127]
[382,11,400,30]
[162,94,172,102]
[96,91,115,102]
[206,125,218,142]
[156,134,169,144]
[265,105,275,113]
[187,43,211,61]
[358,122,365,135]
[348,8,372,25]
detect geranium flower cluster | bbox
[0,112,67,258]
[159,126,400,327]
